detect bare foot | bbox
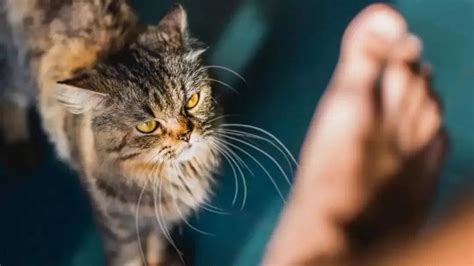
[264,4,446,265]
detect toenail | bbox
[368,10,406,41]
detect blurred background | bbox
[1,0,473,265]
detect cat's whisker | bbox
[145,155,160,166]
[218,128,295,173]
[133,163,164,266]
[143,150,164,166]
[204,78,239,94]
[211,142,241,206]
[187,192,230,215]
[222,142,255,177]
[215,140,255,210]
[173,165,231,215]
[217,133,292,188]
[199,201,231,215]
[152,179,170,244]
[214,137,287,203]
[214,140,249,210]
[201,65,247,83]
[220,123,298,168]
[166,172,215,236]
[197,199,232,215]
[153,177,184,262]
[152,186,169,258]
[135,183,148,266]
[207,114,239,124]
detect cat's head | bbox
[55,5,220,170]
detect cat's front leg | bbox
[95,211,145,266]
[146,231,168,266]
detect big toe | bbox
[335,4,408,90]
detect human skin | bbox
[263,4,446,265]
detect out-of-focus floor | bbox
[0,1,472,265]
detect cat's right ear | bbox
[54,81,108,114]
[137,4,188,50]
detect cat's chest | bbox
[91,162,214,220]
[140,165,213,214]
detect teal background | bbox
[0,0,473,265]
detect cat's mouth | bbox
[174,139,208,162]
[165,144,191,160]
[155,134,207,162]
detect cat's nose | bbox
[169,117,193,142]
[179,130,192,142]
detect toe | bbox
[382,62,414,125]
[382,34,423,126]
[395,67,442,154]
[389,34,423,64]
[423,130,449,177]
[335,4,407,91]
[414,99,442,151]
[402,72,428,119]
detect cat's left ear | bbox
[138,4,188,50]
[54,74,108,114]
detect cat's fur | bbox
[0,1,221,264]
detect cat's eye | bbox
[136,120,159,134]
[186,93,200,109]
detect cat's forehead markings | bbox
[152,89,167,108]
[149,95,177,117]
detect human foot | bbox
[264,4,446,264]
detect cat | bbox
[0,1,222,264]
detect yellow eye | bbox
[136,120,158,134]
[186,93,200,109]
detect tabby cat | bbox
[0,1,221,264]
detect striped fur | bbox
[1,1,221,265]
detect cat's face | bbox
[56,6,220,170]
[91,48,216,165]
